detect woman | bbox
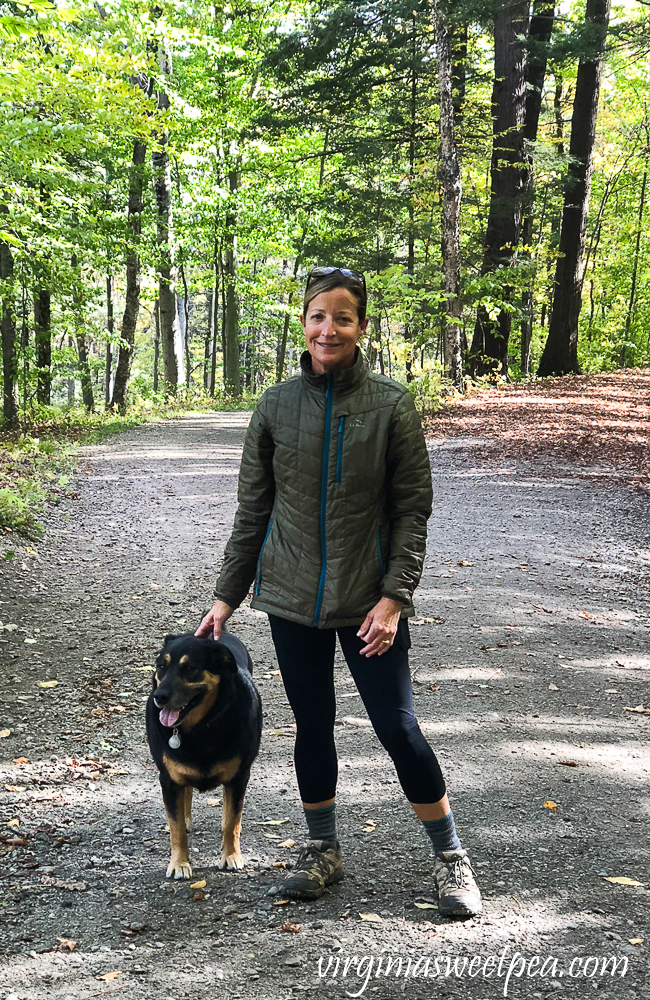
[196,266,481,918]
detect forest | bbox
[1,0,650,428]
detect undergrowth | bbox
[0,393,256,543]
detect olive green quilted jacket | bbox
[214,350,433,628]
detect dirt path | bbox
[0,411,648,1000]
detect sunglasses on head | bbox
[305,266,367,296]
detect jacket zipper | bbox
[376,525,384,575]
[313,378,333,625]
[254,518,274,596]
[335,416,345,483]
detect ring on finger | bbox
[381,640,391,644]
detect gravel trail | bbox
[0,412,648,1000]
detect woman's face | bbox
[301,287,368,375]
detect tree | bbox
[434,0,463,388]
[538,0,612,376]
[468,0,529,376]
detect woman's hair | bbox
[302,271,367,323]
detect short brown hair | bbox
[303,271,367,323]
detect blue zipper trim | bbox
[335,416,345,483]
[376,525,384,575]
[313,379,333,625]
[254,518,274,596]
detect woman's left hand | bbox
[357,597,403,657]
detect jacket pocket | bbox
[254,518,274,596]
[335,416,345,483]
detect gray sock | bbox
[304,802,337,845]
[422,809,462,853]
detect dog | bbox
[146,630,262,879]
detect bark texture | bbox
[152,38,183,392]
[434,0,463,389]
[469,0,529,375]
[34,285,51,406]
[223,167,241,396]
[0,219,19,429]
[538,0,611,377]
[112,140,147,411]
[520,0,555,374]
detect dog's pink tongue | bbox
[159,707,180,728]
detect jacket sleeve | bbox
[381,390,433,605]
[214,396,275,609]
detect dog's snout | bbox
[154,689,170,708]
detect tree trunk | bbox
[105,274,113,407]
[622,163,647,365]
[520,0,555,374]
[223,167,241,396]
[152,36,183,393]
[404,10,418,384]
[112,139,147,411]
[34,284,51,407]
[469,0,529,376]
[70,254,94,412]
[0,218,19,430]
[153,297,160,393]
[538,0,611,377]
[434,0,463,390]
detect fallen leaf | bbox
[414,902,437,909]
[262,832,281,840]
[6,819,20,828]
[358,912,383,923]
[548,683,559,691]
[37,680,58,689]
[4,785,26,793]
[12,757,29,764]
[206,798,221,807]
[57,937,76,951]
[428,684,440,691]
[24,638,37,644]
[0,729,11,739]
[278,839,295,848]
[605,689,618,694]
[254,817,290,826]
[602,876,644,887]
[457,560,475,567]
[623,705,650,715]
[628,938,644,946]
[97,971,122,982]
[272,861,288,869]
[273,898,291,906]
[558,760,578,767]
[190,880,206,889]
[542,800,558,812]
[280,920,302,933]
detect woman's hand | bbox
[195,600,234,641]
[357,597,403,657]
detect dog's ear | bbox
[208,644,237,674]
[163,634,180,646]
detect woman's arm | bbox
[212,399,276,611]
[381,390,433,605]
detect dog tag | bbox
[168,729,181,749]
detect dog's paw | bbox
[219,851,244,871]
[166,857,193,879]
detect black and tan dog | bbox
[146,630,262,878]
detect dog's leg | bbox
[219,769,249,870]
[160,775,192,879]
[184,785,193,833]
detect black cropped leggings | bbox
[268,614,446,805]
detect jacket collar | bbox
[299,348,368,394]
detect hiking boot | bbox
[282,839,343,900]
[433,849,482,918]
